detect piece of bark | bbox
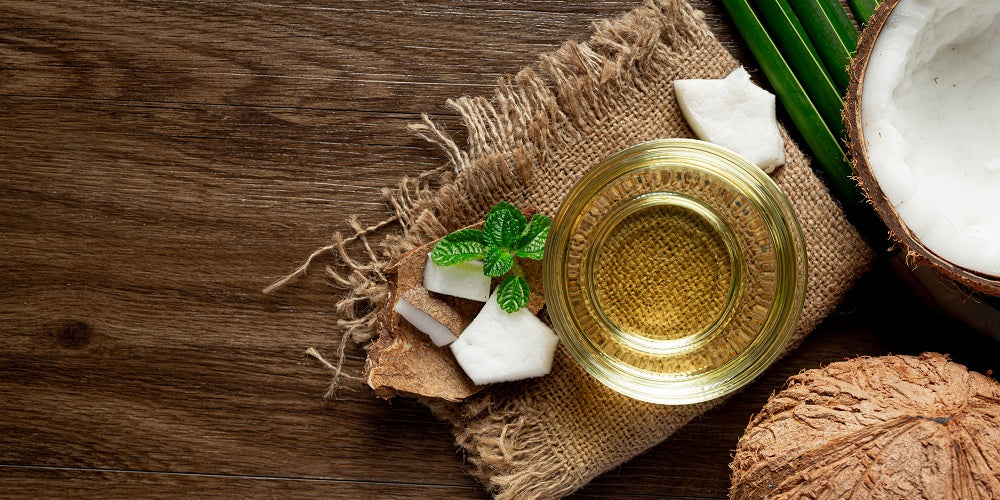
[364,219,547,402]
[365,238,482,402]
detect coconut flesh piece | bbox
[860,0,1000,277]
[393,285,463,346]
[450,290,559,386]
[674,66,786,173]
[422,255,491,302]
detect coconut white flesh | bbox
[393,297,459,346]
[861,0,1000,276]
[674,66,786,173]
[450,291,559,386]
[422,255,491,302]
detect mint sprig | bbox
[430,202,551,313]
[484,201,527,248]
[497,275,530,313]
[515,214,550,260]
[483,246,514,277]
[431,229,486,265]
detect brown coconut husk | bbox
[364,222,546,402]
[365,238,483,401]
[730,353,1000,499]
[844,0,1000,296]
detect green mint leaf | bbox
[431,229,486,266]
[483,246,514,277]
[497,275,530,313]
[443,228,485,245]
[483,201,527,249]
[514,214,551,260]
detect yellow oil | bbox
[543,139,807,404]
[592,201,734,342]
[579,192,745,376]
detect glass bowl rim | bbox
[541,138,808,405]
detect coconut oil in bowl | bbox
[542,139,807,404]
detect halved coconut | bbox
[846,0,1000,296]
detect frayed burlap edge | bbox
[271,1,873,498]
[424,389,584,498]
[271,0,709,395]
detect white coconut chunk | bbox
[422,255,491,302]
[674,66,786,173]
[450,291,559,385]
[861,0,1000,277]
[393,297,459,346]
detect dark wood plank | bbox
[0,0,634,495]
[2,0,997,498]
[0,466,484,499]
[0,1,670,113]
[0,96,450,227]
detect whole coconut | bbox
[730,353,1000,498]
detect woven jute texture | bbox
[593,202,734,339]
[324,1,875,497]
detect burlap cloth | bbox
[327,1,874,497]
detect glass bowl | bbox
[543,139,807,404]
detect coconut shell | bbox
[364,221,547,402]
[365,238,482,402]
[399,285,467,338]
[730,353,1000,499]
[844,0,1000,296]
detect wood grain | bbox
[2,1,998,498]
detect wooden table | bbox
[3,1,998,498]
